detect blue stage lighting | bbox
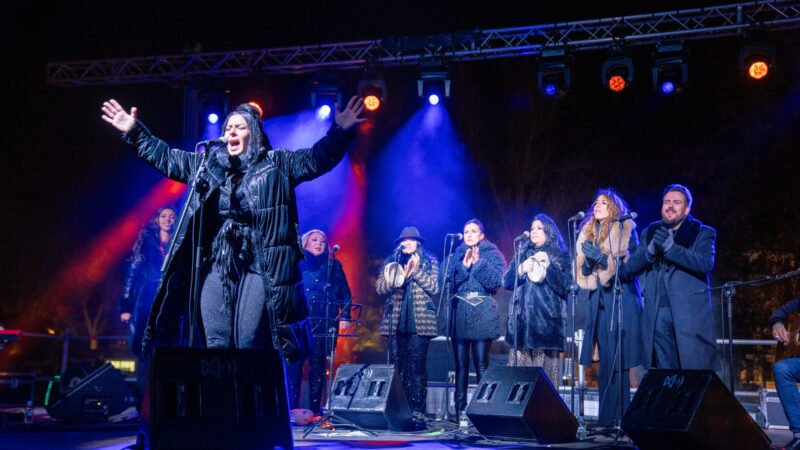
[317,104,332,120]
[428,94,440,106]
[543,83,558,97]
[660,81,675,94]
[207,113,219,124]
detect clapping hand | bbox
[649,227,670,255]
[334,96,367,130]
[404,254,420,278]
[581,241,608,267]
[101,99,137,133]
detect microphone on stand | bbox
[611,212,638,222]
[513,231,531,241]
[331,244,341,253]
[198,136,228,147]
[568,211,585,222]
[446,233,463,240]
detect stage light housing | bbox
[207,113,219,124]
[358,76,387,112]
[651,43,688,95]
[537,48,571,98]
[602,54,634,93]
[310,78,342,121]
[739,42,775,81]
[418,60,450,105]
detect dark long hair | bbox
[222,103,272,164]
[131,206,176,263]
[523,213,569,270]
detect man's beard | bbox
[662,211,686,227]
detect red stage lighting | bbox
[746,60,770,80]
[363,95,381,111]
[608,75,627,92]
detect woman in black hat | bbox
[377,226,440,422]
[442,219,507,415]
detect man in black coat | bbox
[621,184,721,370]
[770,299,800,450]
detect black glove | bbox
[581,241,608,268]
[651,227,670,251]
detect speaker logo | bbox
[200,357,238,379]
[662,374,685,389]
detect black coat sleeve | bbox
[770,299,800,327]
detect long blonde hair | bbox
[580,188,629,245]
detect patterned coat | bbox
[378,253,440,337]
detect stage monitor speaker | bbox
[465,366,577,444]
[140,347,292,450]
[46,363,136,422]
[621,369,770,450]
[329,364,414,431]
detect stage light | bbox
[537,48,571,98]
[602,48,633,93]
[358,75,387,112]
[418,60,450,104]
[310,77,342,120]
[739,33,775,81]
[651,43,688,95]
[207,113,219,124]
[247,101,264,118]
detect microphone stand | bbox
[608,220,626,443]
[566,217,582,426]
[386,248,403,365]
[162,142,214,347]
[510,238,525,367]
[700,267,800,391]
[435,235,459,421]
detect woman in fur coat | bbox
[442,219,507,414]
[502,213,570,385]
[576,188,644,428]
[378,226,439,419]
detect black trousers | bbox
[452,338,492,413]
[286,336,329,413]
[390,334,431,415]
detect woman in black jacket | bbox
[442,219,506,415]
[119,206,176,399]
[101,97,364,363]
[502,213,569,384]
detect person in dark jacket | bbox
[770,299,800,450]
[378,226,439,420]
[621,184,720,372]
[502,213,569,384]
[101,97,364,364]
[286,229,352,413]
[119,206,176,400]
[576,188,643,428]
[443,219,506,415]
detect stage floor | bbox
[0,419,794,450]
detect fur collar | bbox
[576,219,635,290]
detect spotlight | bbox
[537,48,571,98]
[207,113,219,124]
[602,49,633,93]
[651,43,688,95]
[358,75,387,112]
[739,33,775,81]
[310,78,342,120]
[418,60,450,104]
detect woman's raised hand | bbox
[101,99,137,133]
[334,96,367,130]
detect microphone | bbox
[514,231,531,241]
[611,212,638,222]
[198,137,228,147]
[395,244,404,253]
[331,244,340,253]
[446,233,463,240]
[568,211,585,222]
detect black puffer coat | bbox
[122,121,354,362]
[443,240,507,340]
[502,243,570,351]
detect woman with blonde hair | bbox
[576,188,643,429]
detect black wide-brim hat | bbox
[394,226,425,245]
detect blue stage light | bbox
[207,113,219,124]
[317,104,332,120]
[543,83,558,97]
[660,81,675,94]
[428,94,440,106]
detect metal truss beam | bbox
[47,1,800,86]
